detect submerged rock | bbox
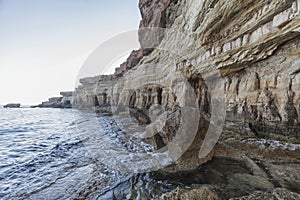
[160,186,221,200]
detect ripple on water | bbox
[0,108,177,199]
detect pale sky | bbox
[0,0,141,105]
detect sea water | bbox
[0,108,175,199]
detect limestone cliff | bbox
[73,0,300,196]
[33,91,73,108]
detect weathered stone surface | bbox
[60,91,73,96]
[129,108,151,125]
[138,0,172,49]
[33,91,73,109]
[159,186,221,200]
[114,49,144,76]
[36,97,64,108]
[230,188,300,200]
[72,0,300,182]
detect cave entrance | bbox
[188,74,210,114]
[103,93,107,105]
[157,88,163,105]
[94,96,99,106]
[154,133,166,149]
[129,91,136,108]
[146,88,153,109]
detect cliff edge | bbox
[73,0,300,197]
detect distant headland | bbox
[3,103,21,108]
[31,91,73,109]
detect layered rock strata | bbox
[33,91,73,108]
[73,0,300,197]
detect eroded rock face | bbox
[114,49,144,76]
[73,0,300,179]
[229,188,300,200]
[138,0,171,49]
[159,186,221,200]
[33,91,73,108]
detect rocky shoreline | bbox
[31,91,73,109]
[37,0,300,198]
